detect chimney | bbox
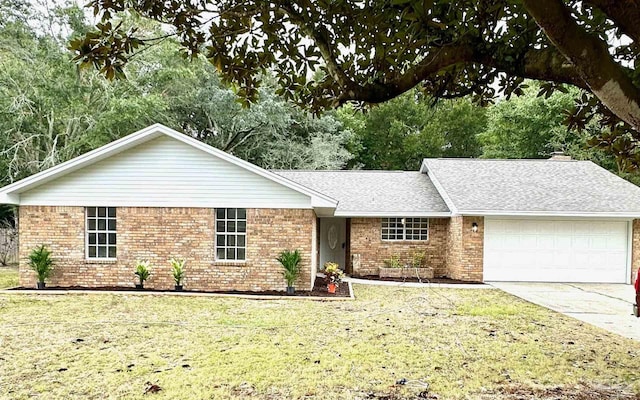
[549,151,572,161]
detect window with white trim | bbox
[215,208,247,261]
[382,217,429,241]
[86,207,116,259]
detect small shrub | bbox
[277,249,302,287]
[170,258,186,286]
[28,245,54,283]
[324,262,344,284]
[383,254,402,268]
[134,260,151,285]
[410,251,426,268]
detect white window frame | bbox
[86,207,117,260]
[215,208,247,262]
[381,217,429,241]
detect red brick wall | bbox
[446,216,484,282]
[349,217,448,276]
[18,206,315,292]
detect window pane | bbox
[88,233,96,245]
[108,219,116,230]
[88,246,96,257]
[227,235,236,246]
[237,248,245,260]
[216,209,225,219]
[108,207,116,217]
[216,248,225,259]
[216,221,225,233]
[216,235,225,246]
[228,221,236,233]
[226,248,235,260]
[98,233,107,245]
[237,221,246,233]
[88,219,96,230]
[237,208,246,219]
[108,233,116,245]
[87,207,96,217]
[238,235,245,246]
[108,246,116,258]
[98,219,106,230]
[97,246,107,258]
[98,207,106,217]
[227,208,236,219]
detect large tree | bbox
[71,1,639,150]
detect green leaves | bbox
[28,245,54,283]
[277,249,302,287]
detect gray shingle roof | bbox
[422,158,640,215]
[273,170,450,215]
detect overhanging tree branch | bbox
[522,0,640,130]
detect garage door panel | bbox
[484,218,628,283]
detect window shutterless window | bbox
[215,208,247,261]
[381,217,428,241]
[86,207,116,259]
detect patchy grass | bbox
[0,285,639,399]
[0,265,18,289]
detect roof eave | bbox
[334,211,451,217]
[457,210,640,218]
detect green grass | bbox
[0,265,18,289]
[0,285,639,399]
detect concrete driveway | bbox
[490,282,640,341]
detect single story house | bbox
[2,123,640,291]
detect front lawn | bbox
[0,265,18,289]
[0,285,639,399]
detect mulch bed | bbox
[357,275,484,285]
[9,276,351,298]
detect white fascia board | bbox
[419,160,457,214]
[0,193,19,205]
[0,123,339,208]
[461,210,640,219]
[334,211,451,217]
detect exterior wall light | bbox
[471,222,479,233]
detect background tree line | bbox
[0,0,635,196]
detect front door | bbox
[319,217,347,271]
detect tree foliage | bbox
[0,3,353,187]
[339,92,485,170]
[70,0,640,163]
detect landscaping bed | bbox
[9,276,351,298]
[358,274,484,284]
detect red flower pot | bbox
[327,282,336,294]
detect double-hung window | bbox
[381,217,429,241]
[215,208,247,261]
[86,207,117,259]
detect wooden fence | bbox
[0,228,18,265]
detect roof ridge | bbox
[272,169,415,173]
[425,158,586,162]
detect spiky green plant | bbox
[170,258,186,285]
[277,249,302,287]
[134,260,151,285]
[28,245,54,283]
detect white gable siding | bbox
[19,136,312,208]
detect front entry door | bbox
[319,217,346,271]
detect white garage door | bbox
[484,218,629,283]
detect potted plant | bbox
[324,262,344,294]
[277,249,302,295]
[170,258,186,291]
[134,260,151,289]
[28,245,54,289]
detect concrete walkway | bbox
[490,282,640,341]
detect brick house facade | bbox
[19,206,316,291]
